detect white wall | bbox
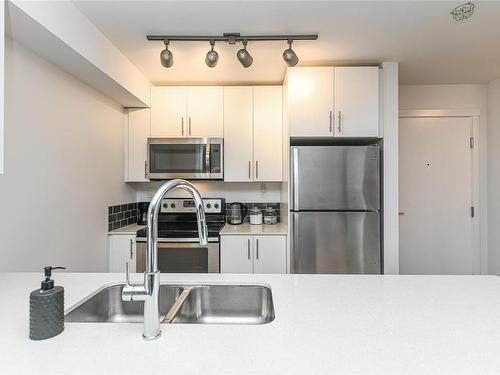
[399,84,488,273]
[487,78,500,274]
[0,38,134,272]
[132,181,282,203]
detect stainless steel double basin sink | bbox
[65,284,275,325]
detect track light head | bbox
[160,40,174,68]
[237,40,253,68]
[282,39,298,67]
[205,40,219,68]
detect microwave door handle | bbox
[205,143,211,176]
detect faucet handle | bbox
[122,262,147,302]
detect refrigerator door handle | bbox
[292,147,299,211]
[290,212,299,274]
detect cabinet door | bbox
[253,236,287,274]
[253,86,282,181]
[220,236,253,273]
[109,235,136,273]
[288,67,334,137]
[223,87,254,182]
[150,87,187,137]
[126,109,150,182]
[334,67,379,137]
[187,87,223,137]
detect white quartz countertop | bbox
[3,272,500,374]
[108,224,145,235]
[220,222,288,235]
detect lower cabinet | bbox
[108,235,136,273]
[220,235,287,274]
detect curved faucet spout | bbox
[123,179,208,340]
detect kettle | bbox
[137,202,149,225]
[227,202,248,225]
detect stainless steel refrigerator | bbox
[290,144,381,274]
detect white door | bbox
[187,87,223,137]
[334,67,379,137]
[220,236,253,273]
[253,86,282,181]
[288,67,334,137]
[109,235,136,273]
[126,108,150,182]
[399,117,474,274]
[223,87,254,182]
[253,236,287,274]
[150,87,187,137]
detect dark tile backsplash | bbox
[108,202,138,231]
[225,202,281,223]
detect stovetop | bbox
[136,198,226,240]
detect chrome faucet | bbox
[122,179,208,340]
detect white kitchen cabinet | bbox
[223,87,254,181]
[223,86,282,182]
[186,87,224,137]
[253,86,283,181]
[125,108,150,182]
[287,66,380,138]
[220,235,286,274]
[150,86,187,137]
[288,67,334,137]
[220,235,254,273]
[253,236,287,274]
[109,235,136,273]
[334,67,379,137]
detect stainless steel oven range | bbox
[135,198,225,273]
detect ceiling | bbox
[73,1,500,85]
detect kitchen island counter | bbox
[2,272,500,374]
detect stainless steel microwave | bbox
[147,138,223,180]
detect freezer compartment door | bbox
[291,211,381,274]
[291,145,380,210]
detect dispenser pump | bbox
[41,266,66,291]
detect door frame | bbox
[399,109,482,274]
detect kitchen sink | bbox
[65,283,275,325]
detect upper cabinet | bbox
[334,67,379,137]
[187,87,224,137]
[151,86,223,138]
[223,86,282,182]
[125,108,150,182]
[288,67,334,137]
[151,87,186,137]
[288,66,379,138]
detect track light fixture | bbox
[282,39,299,67]
[236,40,253,68]
[160,40,174,68]
[149,33,318,69]
[205,40,219,68]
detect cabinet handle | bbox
[181,117,184,136]
[144,161,148,179]
[248,161,251,180]
[329,110,333,133]
[255,161,259,180]
[247,239,251,260]
[338,111,343,133]
[256,238,259,260]
[189,117,192,136]
[129,239,133,259]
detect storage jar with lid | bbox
[249,208,263,225]
[263,208,278,225]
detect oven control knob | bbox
[162,203,167,209]
[214,203,219,209]
[170,203,176,209]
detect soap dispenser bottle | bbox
[29,266,66,340]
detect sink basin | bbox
[65,284,275,325]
